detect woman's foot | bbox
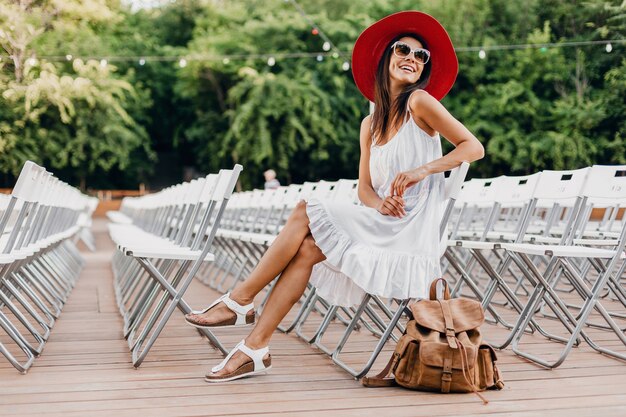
[205,340,271,382]
[185,293,255,328]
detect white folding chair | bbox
[502,165,626,368]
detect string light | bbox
[478,49,486,59]
[100,59,107,67]
[322,41,331,51]
[27,57,37,66]
[342,61,350,71]
[139,58,146,65]
[288,0,338,53]
[22,39,622,66]
[267,56,276,66]
[316,54,323,62]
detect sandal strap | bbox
[221,294,254,325]
[238,342,269,371]
[211,340,269,373]
[192,293,228,314]
[192,293,254,326]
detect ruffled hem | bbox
[306,198,441,307]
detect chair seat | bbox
[124,247,215,261]
[217,229,276,246]
[525,234,620,247]
[447,240,502,250]
[107,211,133,224]
[109,223,215,261]
[502,242,624,259]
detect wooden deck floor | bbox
[1,219,626,416]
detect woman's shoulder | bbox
[408,89,438,112]
[361,114,373,128]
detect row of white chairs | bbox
[0,161,97,373]
[198,164,625,374]
[444,165,626,368]
[107,163,625,374]
[108,165,242,367]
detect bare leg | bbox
[230,201,312,303]
[187,201,312,325]
[206,235,326,377]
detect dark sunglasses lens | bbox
[414,50,429,64]
[394,43,411,57]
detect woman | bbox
[185,11,484,382]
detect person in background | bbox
[263,169,281,190]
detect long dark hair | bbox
[371,34,432,144]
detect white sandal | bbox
[185,293,255,329]
[205,340,271,383]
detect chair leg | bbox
[332,297,410,379]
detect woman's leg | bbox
[207,235,325,377]
[188,201,312,324]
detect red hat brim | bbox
[352,11,458,102]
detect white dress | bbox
[305,108,446,307]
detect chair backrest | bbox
[440,162,470,238]
[444,162,469,200]
[332,179,359,204]
[532,167,589,203]
[581,165,626,201]
[495,172,542,205]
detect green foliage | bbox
[1,59,155,187]
[0,0,624,189]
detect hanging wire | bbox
[7,39,624,64]
[286,0,339,53]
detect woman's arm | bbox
[391,90,484,197]
[358,116,406,217]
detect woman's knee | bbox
[288,200,309,225]
[295,235,325,264]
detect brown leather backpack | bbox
[362,279,504,403]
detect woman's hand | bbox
[378,195,406,218]
[391,166,430,197]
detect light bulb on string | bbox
[223,57,230,64]
[179,58,187,68]
[316,54,323,62]
[478,49,486,59]
[27,57,37,66]
[267,56,276,66]
[342,61,350,71]
[65,54,72,61]
[323,41,331,51]
[311,28,319,36]
[100,59,107,67]
[332,52,339,59]
[139,58,146,66]
[606,43,613,53]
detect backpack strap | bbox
[438,300,458,349]
[429,278,450,300]
[361,351,399,387]
[362,333,413,387]
[441,348,454,393]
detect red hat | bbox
[352,11,458,102]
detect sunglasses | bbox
[391,41,431,65]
